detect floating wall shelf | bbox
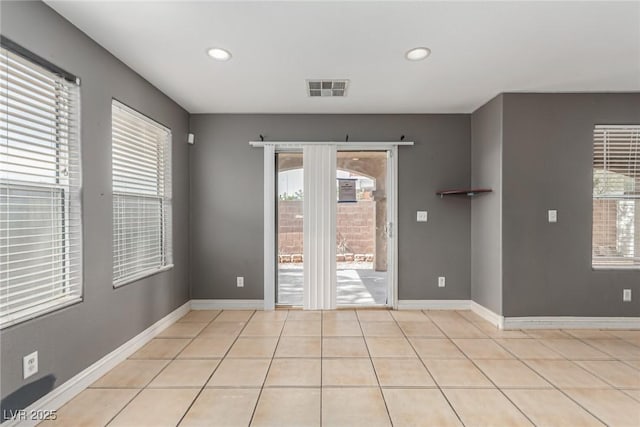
[436,188,493,198]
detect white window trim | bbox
[111,100,173,287]
[0,43,83,329]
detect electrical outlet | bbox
[236,276,244,288]
[438,276,446,288]
[416,211,428,222]
[23,351,38,380]
[548,210,558,223]
[623,289,632,302]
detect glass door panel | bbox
[336,151,389,306]
[276,152,304,306]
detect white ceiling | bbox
[46,1,640,114]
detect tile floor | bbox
[42,309,640,426]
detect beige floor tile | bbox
[129,338,190,359]
[180,388,260,427]
[207,358,271,387]
[109,388,199,427]
[322,320,363,336]
[453,338,515,359]
[524,330,572,339]
[390,310,430,322]
[610,330,640,346]
[457,310,488,324]
[323,310,357,321]
[281,320,321,336]
[42,388,138,427]
[365,337,416,357]
[623,389,640,402]
[525,360,610,388]
[157,322,207,338]
[148,359,220,387]
[539,338,612,360]
[275,336,321,358]
[91,359,169,388]
[585,338,640,360]
[423,359,493,387]
[265,358,321,386]
[357,310,394,322]
[372,358,435,387]
[409,338,466,359]
[444,389,532,426]
[252,310,289,321]
[178,336,235,359]
[474,359,551,388]
[564,329,616,339]
[322,388,391,427]
[564,388,640,426]
[322,358,378,386]
[252,388,320,427]
[199,321,246,337]
[287,310,321,321]
[436,320,488,338]
[474,322,529,338]
[505,389,604,426]
[424,310,466,323]
[178,310,220,323]
[360,321,403,337]
[397,321,445,337]
[627,360,640,370]
[241,321,285,337]
[227,337,279,358]
[576,360,640,388]
[382,388,462,427]
[322,337,369,357]
[214,310,255,322]
[495,339,564,359]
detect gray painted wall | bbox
[502,93,640,317]
[0,1,190,412]
[471,95,503,314]
[189,114,471,302]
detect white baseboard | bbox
[2,301,191,427]
[190,299,264,310]
[503,316,640,330]
[397,299,471,310]
[470,301,505,329]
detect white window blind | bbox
[592,125,640,268]
[112,100,172,286]
[0,46,82,328]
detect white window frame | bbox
[111,100,173,287]
[0,41,83,329]
[592,124,640,270]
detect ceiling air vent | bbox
[307,79,349,97]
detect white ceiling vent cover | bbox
[307,80,349,97]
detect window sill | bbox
[0,295,83,330]
[113,264,175,289]
[592,265,640,271]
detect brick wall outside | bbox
[592,199,618,256]
[278,200,375,256]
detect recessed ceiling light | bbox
[405,47,431,61]
[207,47,232,61]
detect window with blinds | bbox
[112,100,172,286]
[592,125,640,268]
[0,44,82,328]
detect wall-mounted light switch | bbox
[548,210,558,223]
[417,211,428,222]
[623,289,632,302]
[438,276,446,288]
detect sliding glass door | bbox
[274,146,395,309]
